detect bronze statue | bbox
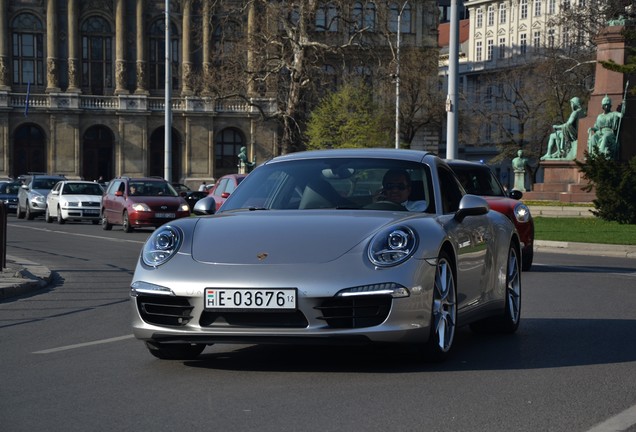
[541,97,584,160]
[587,94,625,159]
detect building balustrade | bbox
[0,91,276,115]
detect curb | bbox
[0,255,53,301]
[535,240,636,258]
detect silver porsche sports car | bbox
[131,149,521,361]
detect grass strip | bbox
[534,217,636,245]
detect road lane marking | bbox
[8,223,146,244]
[33,334,135,354]
[585,404,636,432]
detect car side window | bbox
[214,179,228,196]
[438,166,463,214]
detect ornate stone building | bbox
[0,0,439,185]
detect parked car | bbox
[45,180,104,224]
[206,174,247,211]
[101,177,190,232]
[17,174,67,220]
[131,149,522,361]
[171,183,208,212]
[0,181,22,213]
[447,159,535,271]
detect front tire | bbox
[425,250,457,362]
[56,206,66,224]
[26,203,34,220]
[521,246,533,271]
[45,206,53,223]
[122,211,133,233]
[471,243,521,333]
[101,210,112,231]
[145,341,206,360]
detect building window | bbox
[499,37,506,58]
[81,16,113,95]
[520,0,528,19]
[548,0,556,14]
[476,8,483,28]
[11,13,45,86]
[352,2,376,31]
[533,31,541,48]
[520,33,527,55]
[499,4,507,24]
[389,2,411,33]
[548,28,555,48]
[487,39,494,61]
[215,128,244,170]
[487,5,495,26]
[149,18,179,91]
[316,3,339,32]
[534,0,542,17]
[476,40,483,61]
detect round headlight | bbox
[368,226,417,267]
[513,203,531,223]
[142,225,182,267]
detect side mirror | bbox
[455,194,489,222]
[193,196,216,216]
[509,189,523,200]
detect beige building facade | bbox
[0,0,279,186]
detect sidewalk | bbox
[0,254,53,301]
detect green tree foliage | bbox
[577,153,636,224]
[305,84,392,149]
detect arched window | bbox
[81,16,113,95]
[11,13,45,86]
[215,128,244,170]
[389,2,411,33]
[149,19,179,91]
[352,2,375,31]
[316,3,339,32]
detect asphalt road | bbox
[1,217,635,432]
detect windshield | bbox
[32,179,61,190]
[450,165,505,197]
[221,158,434,212]
[62,183,104,195]
[0,182,21,194]
[128,181,178,197]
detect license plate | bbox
[204,288,297,310]
[155,212,175,218]
[83,209,99,215]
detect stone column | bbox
[201,0,211,93]
[134,0,147,94]
[46,0,60,92]
[67,0,80,93]
[181,0,193,96]
[0,0,9,90]
[114,0,128,94]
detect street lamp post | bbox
[395,1,407,149]
[164,0,172,182]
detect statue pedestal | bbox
[513,171,526,192]
[524,160,595,203]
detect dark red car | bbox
[207,174,247,211]
[448,160,535,271]
[101,176,190,232]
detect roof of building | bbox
[438,19,470,49]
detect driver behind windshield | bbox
[379,169,427,212]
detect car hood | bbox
[59,194,102,202]
[482,196,516,213]
[30,189,50,196]
[191,210,415,264]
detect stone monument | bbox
[526,21,636,202]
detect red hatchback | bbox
[207,174,247,211]
[448,160,535,271]
[101,177,190,232]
